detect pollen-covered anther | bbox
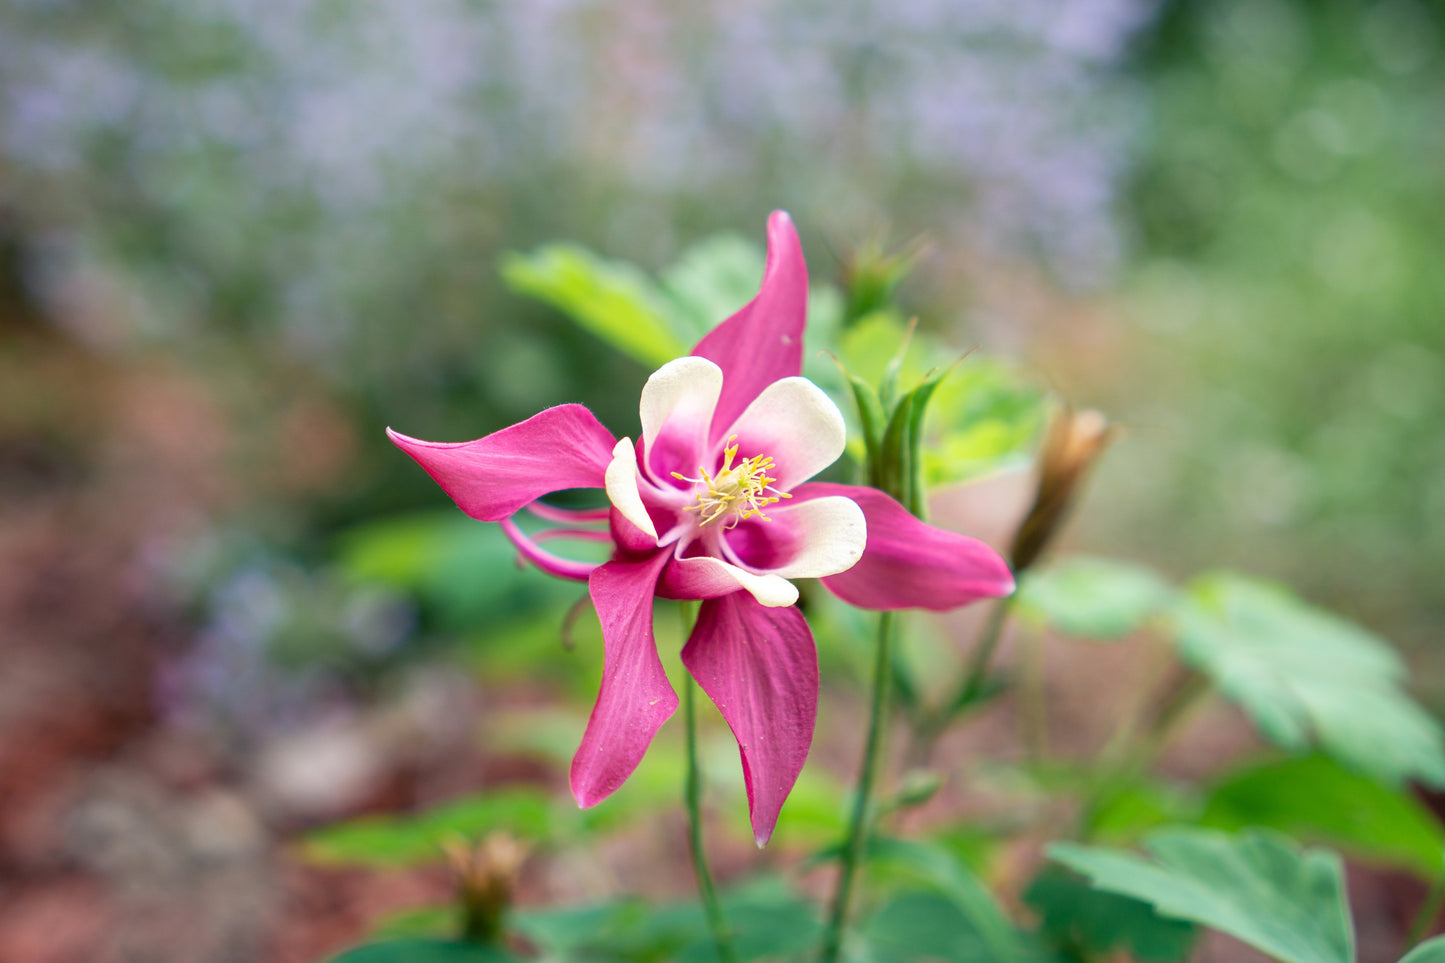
[671,436,792,528]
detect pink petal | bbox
[657,553,799,607]
[721,494,865,579]
[797,483,1016,611]
[605,438,659,542]
[638,356,723,488]
[691,211,807,443]
[388,405,617,522]
[723,376,848,492]
[571,551,678,808]
[681,592,817,847]
[610,506,663,557]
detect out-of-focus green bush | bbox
[1091,0,1445,651]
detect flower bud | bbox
[443,831,528,945]
[1009,407,1115,574]
[841,234,929,325]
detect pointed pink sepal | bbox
[570,551,678,808]
[798,483,1016,611]
[691,211,808,442]
[682,592,817,847]
[387,404,617,522]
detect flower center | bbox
[672,436,791,528]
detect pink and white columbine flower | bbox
[389,212,1014,846]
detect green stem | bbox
[1079,668,1212,840]
[955,599,1011,711]
[1020,629,1050,762]
[681,603,738,963]
[820,610,897,963]
[1405,872,1445,950]
[1129,670,1211,773]
[904,598,1013,769]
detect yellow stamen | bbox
[671,436,791,528]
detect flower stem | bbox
[820,609,897,963]
[903,598,1012,768]
[681,603,738,963]
[1020,629,1050,762]
[955,598,1011,712]
[1080,667,1211,840]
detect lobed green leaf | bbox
[864,837,1035,963]
[1017,557,1178,640]
[301,788,554,868]
[1200,755,1445,879]
[1050,828,1355,963]
[500,244,686,368]
[864,892,1028,963]
[513,879,819,962]
[1169,573,1445,787]
[322,940,522,963]
[1025,864,1197,962]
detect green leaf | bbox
[334,511,581,631]
[1017,557,1178,640]
[865,837,1035,963]
[841,235,925,326]
[659,234,767,344]
[302,789,554,868]
[500,244,687,367]
[1401,935,1445,963]
[1025,864,1197,962]
[833,359,888,483]
[877,318,917,413]
[322,940,521,963]
[1049,828,1355,963]
[878,366,952,515]
[1170,573,1445,787]
[514,880,820,962]
[1200,754,1445,878]
[921,359,1046,485]
[681,883,822,962]
[864,892,1025,963]
[1084,779,1201,845]
[513,900,652,957]
[837,311,921,388]
[369,905,456,939]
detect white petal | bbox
[640,356,723,453]
[677,555,799,608]
[604,438,657,541]
[723,377,846,491]
[765,495,867,579]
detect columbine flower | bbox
[389,212,1014,845]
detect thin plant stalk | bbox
[903,598,1012,768]
[820,610,898,962]
[1079,667,1212,840]
[1020,628,1050,762]
[681,602,738,963]
[955,598,1011,712]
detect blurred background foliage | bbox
[1,0,1443,955]
[3,0,1439,705]
[1092,0,1445,657]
